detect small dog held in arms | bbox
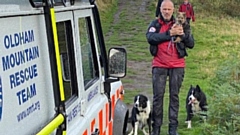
[185,85,208,128]
[173,12,191,43]
[128,94,151,135]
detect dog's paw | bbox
[128,129,133,135]
[186,121,192,129]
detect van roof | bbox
[0,0,93,16]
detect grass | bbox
[100,0,240,134]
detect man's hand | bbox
[192,16,195,22]
[169,24,184,36]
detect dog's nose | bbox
[189,97,192,101]
[134,104,138,107]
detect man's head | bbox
[184,0,189,4]
[160,0,174,21]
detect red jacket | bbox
[152,19,185,68]
[179,2,195,21]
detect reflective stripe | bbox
[83,130,87,135]
[91,119,95,133]
[105,103,109,128]
[109,121,113,135]
[50,8,65,101]
[98,110,103,135]
[111,95,115,118]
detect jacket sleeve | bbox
[190,6,195,21]
[155,0,162,17]
[182,33,194,49]
[146,20,171,45]
[178,4,183,12]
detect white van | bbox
[0,0,129,134]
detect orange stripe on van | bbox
[106,103,109,128]
[117,88,120,99]
[108,121,113,135]
[83,130,87,135]
[99,110,103,135]
[111,95,115,118]
[91,119,95,133]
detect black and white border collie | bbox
[128,94,151,135]
[186,85,208,128]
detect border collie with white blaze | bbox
[186,85,207,128]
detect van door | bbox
[72,8,110,134]
[54,7,109,134]
[54,10,83,133]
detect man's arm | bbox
[146,20,171,45]
[190,5,195,22]
[178,4,183,12]
[182,33,194,49]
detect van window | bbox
[57,21,78,100]
[78,17,99,89]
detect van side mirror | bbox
[108,47,127,78]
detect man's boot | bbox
[151,126,160,135]
[168,124,179,135]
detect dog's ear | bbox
[177,12,180,16]
[196,85,201,92]
[134,95,138,102]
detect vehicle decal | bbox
[81,85,124,135]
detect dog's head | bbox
[176,12,186,25]
[134,94,149,110]
[187,85,203,105]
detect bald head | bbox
[160,0,174,21]
[161,0,174,8]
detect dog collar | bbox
[139,110,146,113]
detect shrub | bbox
[202,56,240,134]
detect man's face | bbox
[160,1,174,21]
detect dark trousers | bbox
[151,67,184,129]
[186,18,191,25]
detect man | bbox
[179,0,195,24]
[146,0,194,135]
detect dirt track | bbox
[108,0,154,97]
[106,0,155,133]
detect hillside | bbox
[99,0,240,134]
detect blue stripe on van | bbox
[0,76,2,121]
